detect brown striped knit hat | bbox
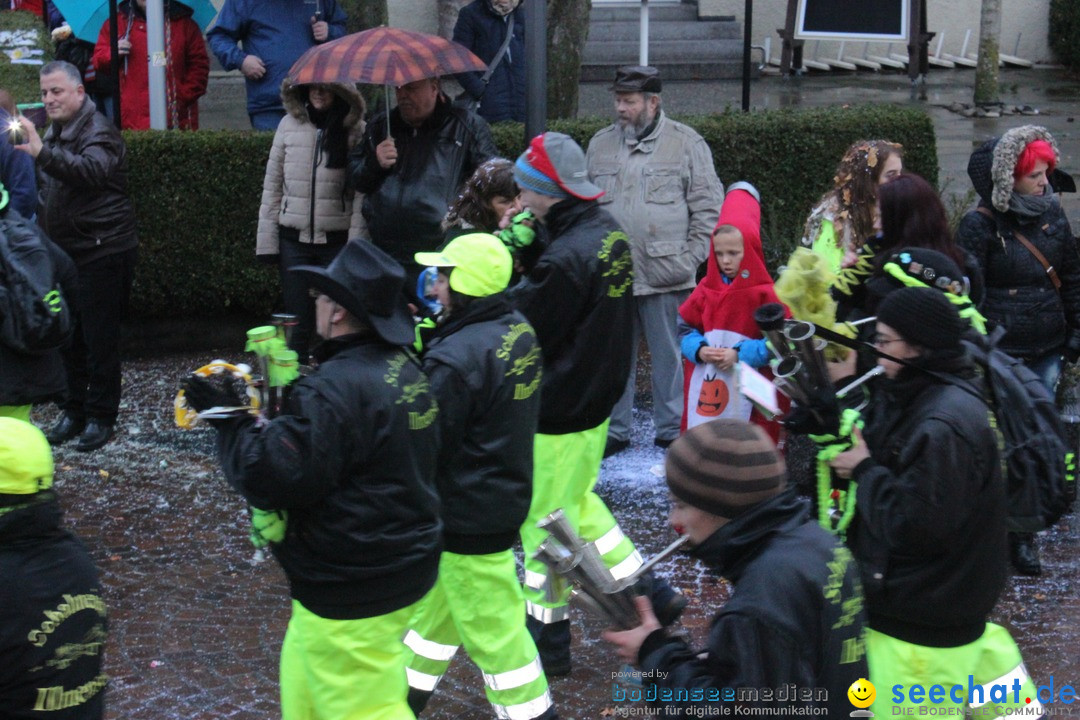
[665,420,787,519]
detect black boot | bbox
[1009,532,1042,576]
[407,687,432,717]
[526,615,571,677]
[46,413,84,446]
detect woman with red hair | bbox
[956,125,1080,576]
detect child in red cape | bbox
[678,182,787,443]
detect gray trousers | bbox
[609,290,688,442]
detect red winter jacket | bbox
[91,5,209,130]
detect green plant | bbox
[0,10,54,106]
[1050,0,1080,71]
[121,104,936,320]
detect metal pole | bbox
[108,0,121,127]
[146,0,167,129]
[524,0,547,143]
[639,0,649,66]
[741,0,752,111]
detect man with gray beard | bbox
[586,66,723,456]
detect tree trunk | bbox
[547,0,591,119]
[339,0,387,34]
[438,0,470,38]
[974,0,1001,106]
[338,0,389,113]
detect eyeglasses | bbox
[872,334,903,348]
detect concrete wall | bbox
[388,0,438,32]
[699,0,1055,65]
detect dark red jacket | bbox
[91,4,209,130]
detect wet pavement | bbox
[35,348,1080,719]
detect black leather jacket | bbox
[422,294,540,554]
[636,491,868,717]
[35,98,138,266]
[214,334,442,620]
[349,95,496,276]
[509,199,635,435]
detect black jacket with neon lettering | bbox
[213,334,442,620]
[636,491,867,717]
[0,497,107,719]
[509,198,635,435]
[421,294,540,554]
[850,352,1007,647]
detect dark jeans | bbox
[62,248,137,425]
[249,109,286,131]
[279,234,347,359]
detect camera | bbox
[7,119,26,146]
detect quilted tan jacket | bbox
[256,80,366,256]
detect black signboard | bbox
[795,0,909,41]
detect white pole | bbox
[146,0,167,129]
[639,0,649,66]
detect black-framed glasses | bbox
[872,334,903,348]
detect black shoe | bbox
[46,414,85,446]
[604,437,630,459]
[654,437,675,450]
[75,420,114,453]
[526,616,572,677]
[1009,532,1042,576]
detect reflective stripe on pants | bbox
[405,550,553,719]
[520,420,643,622]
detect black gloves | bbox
[182,375,243,413]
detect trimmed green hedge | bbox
[124,104,936,319]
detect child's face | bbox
[713,229,744,279]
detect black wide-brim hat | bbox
[291,239,415,347]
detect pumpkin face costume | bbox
[679,185,787,441]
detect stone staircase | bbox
[582,2,745,82]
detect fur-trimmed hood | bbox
[279,78,366,130]
[967,124,1059,212]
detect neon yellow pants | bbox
[520,420,643,623]
[405,551,553,719]
[280,599,419,720]
[0,405,31,421]
[868,623,1042,717]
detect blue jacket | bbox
[0,109,38,219]
[452,0,525,123]
[207,0,346,116]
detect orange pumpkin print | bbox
[696,373,729,417]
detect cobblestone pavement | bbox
[35,350,1080,719]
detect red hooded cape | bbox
[678,185,788,441]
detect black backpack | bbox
[0,214,72,354]
[962,328,1071,531]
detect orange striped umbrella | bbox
[287,26,487,87]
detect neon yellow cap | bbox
[0,417,53,495]
[414,233,513,298]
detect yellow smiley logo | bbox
[848,678,876,709]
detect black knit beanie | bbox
[665,420,787,519]
[875,286,963,351]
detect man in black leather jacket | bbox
[15,60,138,453]
[183,240,442,719]
[349,79,496,279]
